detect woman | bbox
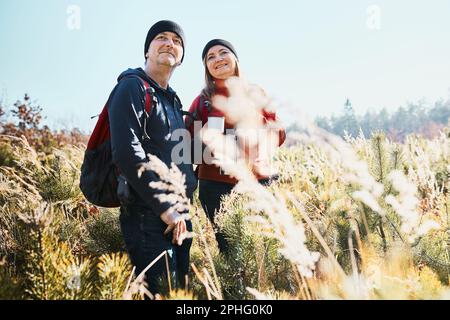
[185,39,286,253]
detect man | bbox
[108,20,197,296]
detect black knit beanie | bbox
[144,20,186,63]
[202,39,238,62]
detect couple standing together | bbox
[108,20,286,297]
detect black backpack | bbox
[79,75,156,208]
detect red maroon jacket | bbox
[185,82,286,184]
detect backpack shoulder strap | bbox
[121,75,156,115]
[141,79,152,114]
[197,95,212,122]
[204,99,212,113]
[119,74,156,141]
[201,95,212,114]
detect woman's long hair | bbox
[200,54,240,100]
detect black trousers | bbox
[198,179,234,254]
[119,204,192,296]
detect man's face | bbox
[146,31,183,67]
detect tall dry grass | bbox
[0,80,449,299]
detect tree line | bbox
[289,98,450,142]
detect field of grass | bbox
[0,122,449,299]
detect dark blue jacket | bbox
[109,68,197,216]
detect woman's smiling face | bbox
[205,45,237,80]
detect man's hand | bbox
[160,208,189,246]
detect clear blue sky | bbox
[1,0,450,132]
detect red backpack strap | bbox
[138,78,154,141]
[141,79,152,114]
[120,75,155,115]
[191,95,203,121]
[198,95,212,123]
